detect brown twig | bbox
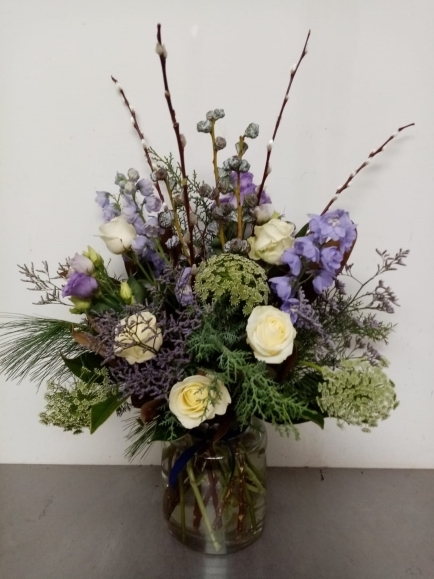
[156,24,195,265]
[110,76,164,202]
[320,123,415,214]
[256,30,311,205]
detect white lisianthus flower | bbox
[169,375,231,429]
[114,311,163,364]
[246,305,296,364]
[98,216,137,254]
[67,253,94,276]
[248,218,295,264]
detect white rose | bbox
[246,305,296,364]
[248,218,295,265]
[169,374,231,429]
[98,216,137,254]
[114,311,163,364]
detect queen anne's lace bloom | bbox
[195,254,269,315]
[317,359,398,432]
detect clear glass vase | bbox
[161,418,267,555]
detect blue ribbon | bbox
[168,431,239,490]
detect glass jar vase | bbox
[161,418,267,555]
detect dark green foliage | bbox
[0,315,84,386]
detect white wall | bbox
[1,0,433,467]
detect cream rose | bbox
[169,375,231,429]
[246,305,296,364]
[114,311,163,364]
[98,216,137,254]
[248,218,295,265]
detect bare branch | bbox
[256,30,311,205]
[110,76,164,202]
[155,24,195,265]
[321,123,415,215]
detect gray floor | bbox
[0,466,433,579]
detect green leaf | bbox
[61,352,104,383]
[128,275,147,304]
[295,223,309,238]
[299,408,325,429]
[90,394,128,434]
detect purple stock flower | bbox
[143,216,161,238]
[145,195,162,213]
[269,275,294,301]
[220,172,271,206]
[309,209,357,251]
[281,249,302,276]
[136,178,154,197]
[131,235,151,256]
[293,236,320,262]
[102,203,120,223]
[320,246,344,272]
[312,270,335,293]
[95,191,109,208]
[175,268,194,306]
[281,298,300,324]
[62,272,98,299]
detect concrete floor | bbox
[0,466,433,579]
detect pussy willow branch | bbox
[156,24,195,265]
[256,30,311,205]
[110,76,164,202]
[321,123,415,214]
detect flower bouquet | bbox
[0,26,412,554]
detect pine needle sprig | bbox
[0,315,84,386]
[123,416,158,461]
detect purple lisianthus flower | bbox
[281,249,302,276]
[293,236,320,262]
[320,246,344,272]
[145,195,162,213]
[136,178,154,197]
[62,272,98,299]
[269,275,294,301]
[68,253,94,276]
[312,270,335,294]
[95,191,109,208]
[175,267,193,306]
[281,298,300,324]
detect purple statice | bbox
[281,249,302,276]
[309,209,357,251]
[293,236,320,262]
[320,246,344,273]
[312,269,335,293]
[175,267,193,306]
[93,302,203,400]
[220,172,271,207]
[282,288,323,330]
[62,272,98,299]
[269,275,295,301]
